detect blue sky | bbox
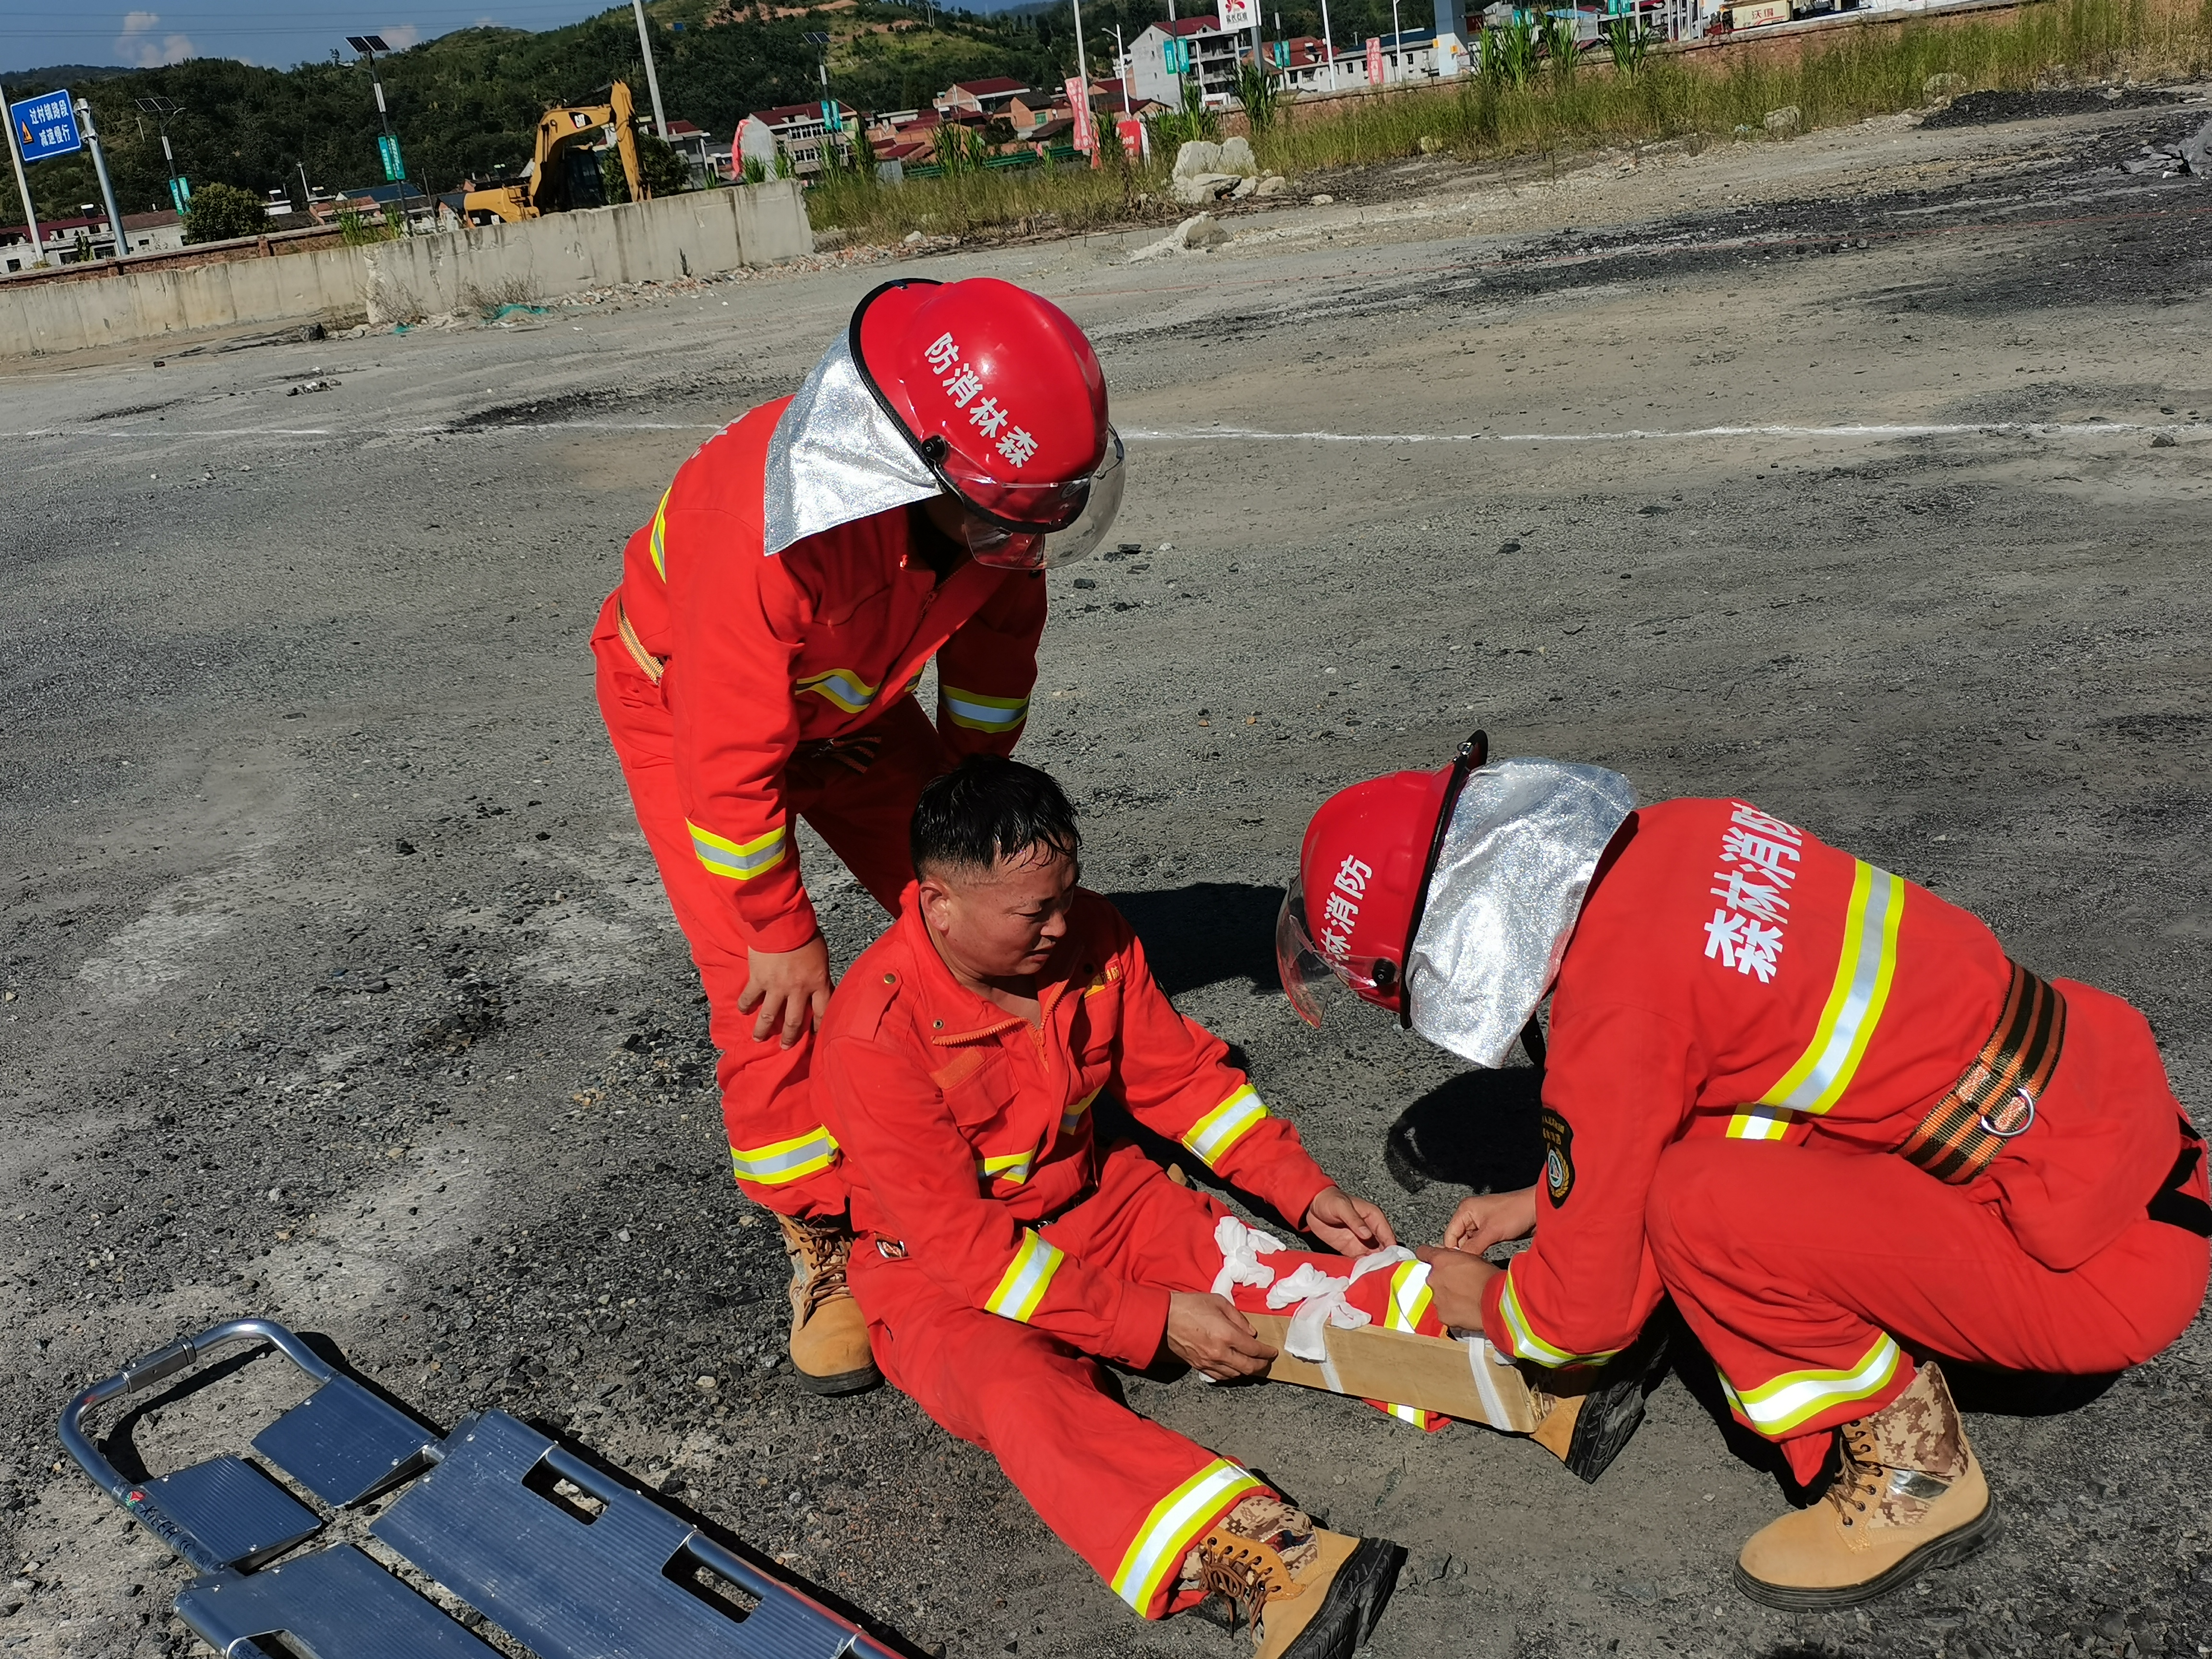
[0,1,630,77]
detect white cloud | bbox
[377,22,422,48]
[117,10,198,66]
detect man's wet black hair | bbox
[911,755,1082,878]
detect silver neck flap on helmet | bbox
[762,331,941,558]
[1405,757,1637,1068]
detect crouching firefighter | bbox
[816,757,1406,1659]
[1278,734,2211,1609]
[592,278,1126,1393]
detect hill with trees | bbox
[0,0,1399,226]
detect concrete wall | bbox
[0,181,813,361]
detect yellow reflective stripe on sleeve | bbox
[729,1127,839,1186]
[1181,1084,1268,1168]
[649,488,671,580]
[1726,1104,1801,1141]
[940,686,1030,733]
[688,820,787,882]
[1108,1459,1265,1615]
[1059,1085,1102,1139]
[1760,861,1906,1116]
[796,668,878,715]
[1720,1334,1904,1437]
[974,1148,1038,1188]
[1383,1260,1434,1333]
[1495,1262,1622,1369]
[983,1229,1064,1323]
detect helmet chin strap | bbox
[1396,728,1488,1030]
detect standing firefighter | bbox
[1277,736,2211,1608]
[592,277,1125,1393]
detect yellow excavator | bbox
[462,80,648,224]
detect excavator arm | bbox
[463,80,647,224]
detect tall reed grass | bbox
[806,0,2208,242]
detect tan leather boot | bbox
[775,1213,879,1396]
[1735,1361,1996,1609]
[1179,1493,1404,1659]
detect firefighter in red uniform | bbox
[815,757,1409,1658]
[591,277,1126,1394]
[1278,735,2211,1608]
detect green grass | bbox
[807,0,2210,242]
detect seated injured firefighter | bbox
[813,757,1419,1659]
[1277,734,2211,1610]
[592,277,1126,1394]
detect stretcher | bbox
[59,1317,906,1659]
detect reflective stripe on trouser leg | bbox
[731,1126,841,1187]
[1108,1458,1267,1615]
[1719,1333,1906,1438]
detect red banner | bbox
[1367,36,1385,84]
[1066,74,1095,153]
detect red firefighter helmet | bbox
[1277,730,1488,1029]
[851,276,1122,569]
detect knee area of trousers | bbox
[1645,1141,1743,1265]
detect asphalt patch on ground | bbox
[1918,84,2185,128]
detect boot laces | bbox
[788,1221,853,1319]
[1829,1424,1883,1528]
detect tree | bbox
[181,181,266,243]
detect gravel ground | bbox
[5,84,2212,1659]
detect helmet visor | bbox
[1275,873,1394,1029]
[955,428,1125,570]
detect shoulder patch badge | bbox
[1540,1106,1575,1208]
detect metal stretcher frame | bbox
[59,1316,909,1659]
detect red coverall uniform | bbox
[1479,797,2212,1483]
[591,398,1046,1218]
[816,887,1443,1618]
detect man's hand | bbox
[1165,1291,1278,1381]
[1442,1186,1539,1254]
[1302,1186,1397,1257]
[739,935,834,1047]
[1413,1245,1501,1332]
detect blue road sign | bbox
[11,90,83,162]
[168,176,192,211]
[376,132,404,182]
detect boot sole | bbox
[1731,1499,1998,1611]
[1563,1325,1669,1485]
[791,1361,882,1397]
[1278,1537,1407,1659]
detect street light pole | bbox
[1070,0,1092,156]
[629,0,670,138]
[72,99,128,261]
[135,96,188,212]
[0,80,47,264]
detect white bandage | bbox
[1265,1247,1415,1362]
[1209,1214,1288,1300]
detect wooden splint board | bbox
[1245,1315,1539,1432]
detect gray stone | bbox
[1217,135,1257,176]
[1172,140,1223,178]
[1178,214,1232,250]
[2180,117,2212,175]
[1764,105,1801,137]
[1230,176,1257,198]
[1255,173,1289,196]
[1309,192,1334,204]
[1169,171,1244,205]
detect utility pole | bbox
[1320,0,1337,89]
[0,81,46,264]
[630,0,670,138]
[73,98,128,260]
[135,96,188,212]
[1070,0,1092,157]
[1390,0,1401,79]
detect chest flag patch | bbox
[1541,1106,1576,1208]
